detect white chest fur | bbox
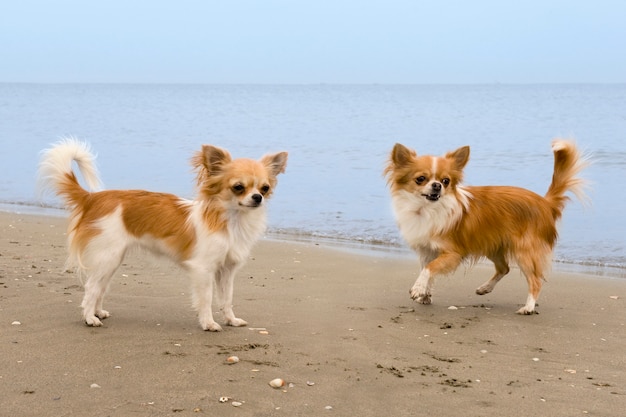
[185,202,267,269]
[391,190,465,251]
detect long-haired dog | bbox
[39,139,288,330]
[384,140,587,314]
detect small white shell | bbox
[269,378,285,388]
[219,397,229,403]
[232,401,243,407]
[226,355,240,364]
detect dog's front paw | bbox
[85,315,103,327]
[200,320,223,332]
[416,294,432,304]
[226,317,248,327]
[475,285,492,295]
[516,306,538,315]
[95,309,110,319]
[410,288,431,304]
[516,297,538,315]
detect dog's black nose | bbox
[432,182,442,192]
[252,194,263,203]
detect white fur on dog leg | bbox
[416,294,432,304]
[516,295,537,315]
[85,316,103,327]
[226,317,248,327]
[223,305,247,327]
[200,319,223,332]
[95,309,110,319]
[516,306,536,315]
[410,269,431,303]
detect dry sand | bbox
[1,211,624,416]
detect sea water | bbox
[1,83,624,276]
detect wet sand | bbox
[1,211,624,416]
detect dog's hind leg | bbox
[517,273,542,315]
[80,248,124,326]
[476,251,510,295]
[515,252,546,315]
[215,262,247,328]
[189,267,222,332]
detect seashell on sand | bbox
[269,378,285,388]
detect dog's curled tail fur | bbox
[545,139,589,220]
[38,138,102,210]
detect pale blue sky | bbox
[1,0,624,84]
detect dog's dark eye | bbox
[415,176,427,185]
[260,184,270,194]
[442,178,451,187]
[232,183,245,194]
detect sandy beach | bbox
[1,211,624,417]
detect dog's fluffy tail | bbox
[545,139,589,220]
[38,138,102,210]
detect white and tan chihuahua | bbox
[39,139,287,331]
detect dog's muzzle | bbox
[422,182,442,201]
[249,193,263,207]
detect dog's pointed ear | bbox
[390,143,416,168]
[261,151,288,177]
[447,146,470,170]
[193,145,232,176]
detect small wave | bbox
[0,201,66,217]
[269,227,404,247]
[269,227,626,279]
[553,258,626,279]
